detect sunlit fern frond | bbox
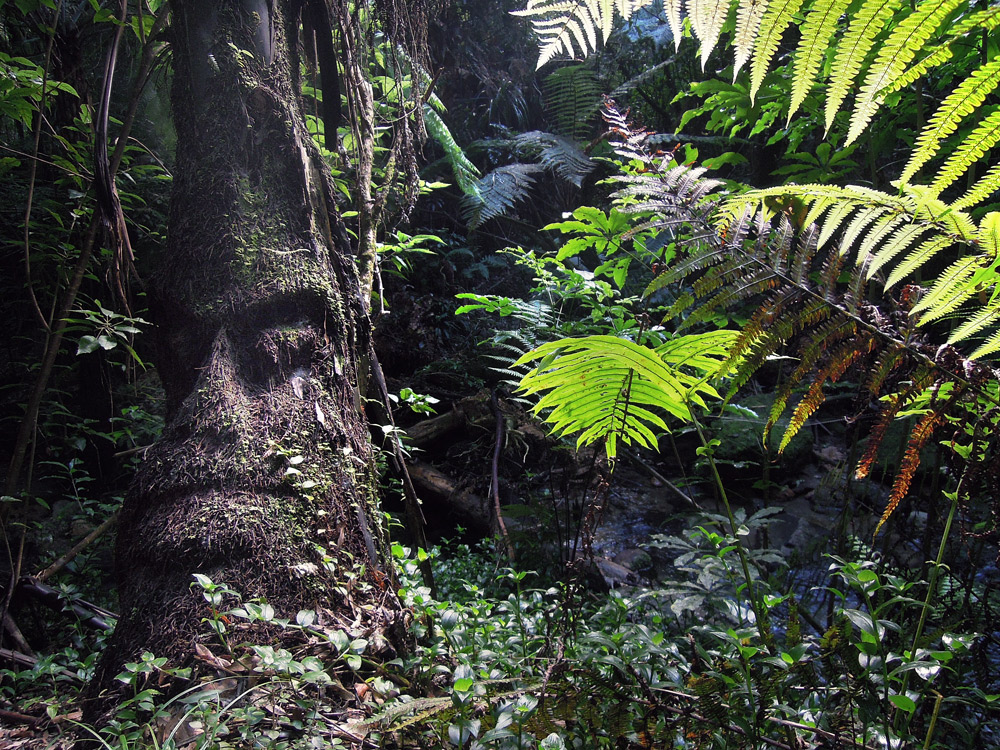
[899,55,1000,188]
[511,0,657,69]
[464,163,545,228]
[847,0,966,144]
[515,332,735,457]
[821,0,902,134]
[542,64,602,138]
[929,108,1000,197]
[516,130,597,186]
[688,0,731,68]
[749,0,805,103]
[732,0,768,80]
[787,0,853,123]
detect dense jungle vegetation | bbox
[2,0,1000,747]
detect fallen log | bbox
[406,461,491,533]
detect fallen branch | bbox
[35,511,118,583]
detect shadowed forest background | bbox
[2,0,1000,748]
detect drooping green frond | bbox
[953,162,1000,212]
[664,0,684,51]
[689,0,731,68]
[899,55,1000,187]
[910,256,980,324]
[866,223,932,280]
[749,0,805,103]
[464,163,544,228]
[788,0,853,123]
[733,0,769,80]
[542,64,602,138]
[847,0,965,145]
[512,0,657,69]
[423,106,481,198]
[929,108,1000,196]
[516,130,597,186]
[514,332,735,457]
[884,236,952,289]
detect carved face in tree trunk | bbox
[89,0,398,705]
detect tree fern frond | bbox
[822,0,902,133]
[788,0,853,123]
[817,199,860,249]
[970,327,1000,359]
[876,409,946,536]
[884,235,952,289]
[689,0,731,68]
[848,0,965,145]
[750,0,806,103]
[953,162,1000,211]
[866,223,931,280]
[947,303,1000,347]
[516,130,596,186]
[839,206,893,257]
[733,0,769,79]
[513,0,657,68]
[900,55,1000,186]
[856,213,907,270]
[911,256,980,324]
[464,163,545,228]
[542,64,602,139]
[929,108,1000,196]
[664,0,684,50]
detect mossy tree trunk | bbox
[88,0,402,707]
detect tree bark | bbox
[87,0,402,710]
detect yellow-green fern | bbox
[847,0,965,144]
[788,0,853,123]
[899,55,1000,187]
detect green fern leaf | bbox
[884,235,951,289]
[733,0,769,80]
[750,0,805,103]
[788,0,853,123]
[952,162,1000,212]
[664,0,684,50]
[900,55,1000,186]
[513,0,656,68]
[543,64,602,138]
[817,199,859,249]
[690,0,731,69]
[856,213,907,270]
[839,206,892,257]
[848,0,965,145]
[911,256,979,323]
[970,327,1000,359]
[881,45,954,97]
[515,333,735,457]
[464,163,544,228]
[947,303,1000,347]
[824,0,902,134]
[866,223,932,280]
[929,108,1000,196]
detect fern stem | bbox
[689,412,768,641]
[895,483,961,736]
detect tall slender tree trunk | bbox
[88,0,402,708]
